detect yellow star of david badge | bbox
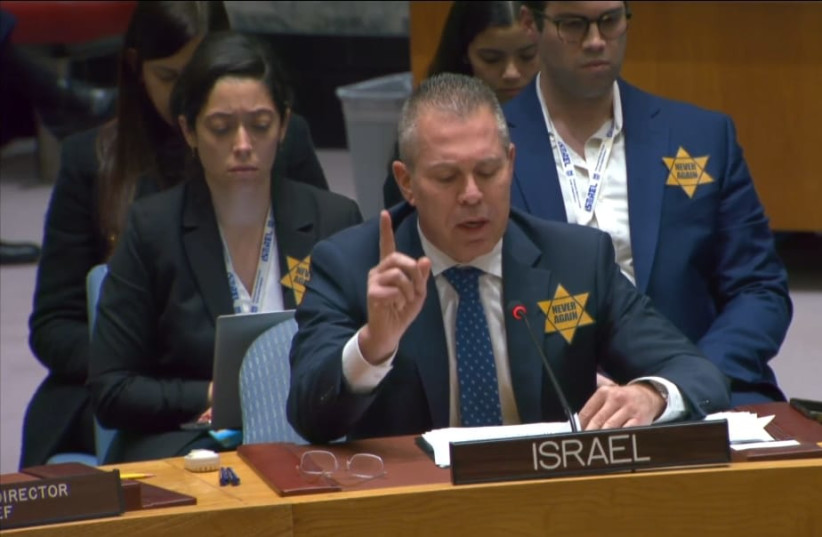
[280,255,311,305]
[537,284,595,344]
[663,147,714,198]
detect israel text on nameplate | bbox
[449,420,730,485]
[0,471,125,529]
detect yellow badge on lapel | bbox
[663,147,714,198]
[280,255,311,305]
[537,284,595,344]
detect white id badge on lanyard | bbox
[221,208,276,313]
[550,120,616,226]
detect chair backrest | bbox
[239,318,305,445]
[85,264,117,463]
[86,264,108,328]
[45,265,111,466]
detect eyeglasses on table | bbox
[298,450,386,481]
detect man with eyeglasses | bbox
[505,1,791,405]
[287,73,730,445]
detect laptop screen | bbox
[210,310,296,430]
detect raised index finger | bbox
[379,210,396,260]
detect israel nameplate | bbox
[449,420,730,485]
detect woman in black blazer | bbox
[87,31,361,463]
[23,2,330,468]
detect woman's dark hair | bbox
[172,31,292,132]
[97,1,229,256]
[170,31,293,179]
[427,1,517,78]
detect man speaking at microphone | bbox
[287,74,729,444]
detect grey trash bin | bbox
[336,72,412,220]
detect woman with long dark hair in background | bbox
[22,1,328,467]
[383,0,538,207]
[87,31,360,463]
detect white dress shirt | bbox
[343,227,520,426]
[341,223,685,425]
[536,73,636,284]
[218,207,284,313]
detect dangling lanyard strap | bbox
[545,113,616,224]
[220,207,276,313]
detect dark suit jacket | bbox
[287,204,731,444]
[503,79,792,406]
[23,114,329,467]
[87,175,360,462]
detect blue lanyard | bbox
[546,113,616,225]
[220,208,276,313]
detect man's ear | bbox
[178,115,196,150]
[392,160,415,205]
[504,142,517,183]
[519,4,540,38]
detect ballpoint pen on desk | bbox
[219,467,241,486]
[226,467,240,486]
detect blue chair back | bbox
[86,264,117,463]
[86,264,107,327]
[239,319,305,445]
[45,264,112,466]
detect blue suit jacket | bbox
[287,204,730,444]
[504,79,792,405]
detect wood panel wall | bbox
[409,1,821,231]
[409,1,453,85]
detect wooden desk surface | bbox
[2,455,292,537]
[5,453,822,537]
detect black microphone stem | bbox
[519,314,579,433]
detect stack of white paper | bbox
[421,421,574,467]
[704,411,801,451]
[703,411,774,442]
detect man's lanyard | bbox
[544,111,616,225]
[220,207,276,314]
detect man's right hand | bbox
[359,210,431,364]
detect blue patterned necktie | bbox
[443,266,502,427]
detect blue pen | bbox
[226,466,241,486]
[219,467,230,486]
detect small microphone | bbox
[508,300,579,432]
